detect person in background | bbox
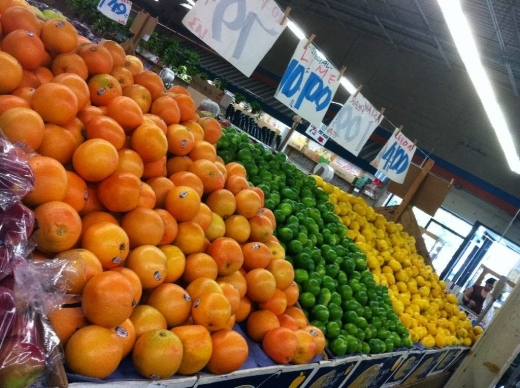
[198,99,221,118]
[462,277,496,314]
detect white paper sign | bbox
[371,128,416,184]
[182,0,287,77]
[97,0,131,25]
[275,39,342,126]
[326,93,383,156]
[305,123,329,146]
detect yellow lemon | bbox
[420,334,435,348]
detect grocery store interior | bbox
[3,0,520,386]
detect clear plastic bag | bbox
[0,135,34,210]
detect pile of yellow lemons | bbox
[314,176,483,348]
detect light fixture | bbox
[186,0,195,4]
[287,20,305,40]
[340,77,357,95]
[438,0,520,173]
[180,3,192,9]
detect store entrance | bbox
[440,221,520,295]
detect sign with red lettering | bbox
[370,128,416,183]
[326,93,383,155]
[182,0,287,77]
[275,39,342,126]
[305,122,328,145]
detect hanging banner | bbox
[371,128,416,184]
[182,0,287,77]
[97,0,131,25]
[326,92,383,155]
[275,39,342,126]
[305,122,329,146]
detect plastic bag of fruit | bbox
[0,134,34,210]
[0,260,68,388]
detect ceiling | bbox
[131,0,520,213]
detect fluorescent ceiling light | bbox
[438,0,520,173]
[187,0,195,5]
[341,77,357,95]
[287,21,305,40]
[180,3,192,9]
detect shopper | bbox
[461,277,496,314]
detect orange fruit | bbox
[224,175,249,195]
[267,259,295,290]
[183,252,218,283]
[124,54,144,76]
[173,221,206,255]
[198,117,222,144]
[224,215,251,244]
[63,116,86,147]
[217,270,247,298]
[0,6,41,36]
[257,207,275,228]
[110,65,134,88]
[100,40,126,67]
[40,18,78,53]
[83,114,126,151]
[123,84,152,114]
[65,325,123,379]
[155,208,178,245]
[0,106,44,151]
[218,282,241,314]
[82,271,135,328]
[0,51,23,94]
[133,70,164,100]
[1,29,45,70]
[81,222,130,269]
[0,95,30,115]
[187,159,225,195]
[246,309,280,342]
[147,283,192,328]
[242,242,272,271]
[51,52,89,80]
[151,95,181,125]
[169,171,204,198]
[79,183,106,216]
[109,266,143,307]
[80,211,119,238]
[146,176,174,209]
[142,156,167,179]
[263,327,298,364]
[292,329,317,364]
[121,207,165,247]
[112,318,136,358]
[31,82,79,125]
[48,299,88,347]
[77,105,104,126]
[116,148,144,178]
[33,201,81,253]
[132,329,183,379]
[207,329,248,375]
[135,182,155,211]
[225,162,247,178]
[258,288,288,316]
[282,281,300,307]
[191,203,214,231]
[171,93,196,122]
[129,305,167,339]
[265,240,285,261]
[52,72,90,111]
[72,138,119,182]
[284,306,308,329]
[23,155,67,206]
[11,86,36,104]
[63,171,88,214]
[167,155,193,175]
[214,161,228,181]
[164,185,201,222]
[206,237,244,277]
[130,122,168,163]
[96,172,141,213]
[87,73,122,106]
[191,292,231,332]
[32,66,54,85]
[171,325,212,375]
[205,189,236,219]
[144,113,167,133]
[185,277,223,300]
[304,325,326,356]
[235,189,262,219]
[205,212,226,242]
[54,248,103,294]
[234,296,252,323]
[167,85,190,95]
[77,43,114,76]
[189,140,217,162]
[182,121,204,141]
[278,313,299,331]
[249,213,275,242]
[106,95,144,132]
[125,245,167,289]
[159,244,185,283]
[36,123,76,164]
[166,123,195,155]
[245,268,276,303]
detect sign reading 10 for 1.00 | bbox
[98,0,132,25]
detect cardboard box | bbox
[189,76,224,103]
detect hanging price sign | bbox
[305,122,329,146]
[371,128,416,184]
[275,39,341,126]
[326,92,383,155]
[97,0,131,25]
[182,0,287,77]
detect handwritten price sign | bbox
[326,93,383,156]
[182,0,287,77]
[275,39,341,126]
[305,122,328,146]
[97,0,131,25]
[371,128,416,184]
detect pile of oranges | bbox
[0,0,324,380]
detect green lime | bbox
[340,258,356,275]
[336,271,348,286]
[329,337,347,357]
[311,304,330,322]
[325,264,339,279]
[317,288,332,307]
[377,327,389,340]
[294,269,309,284]
[354,290,368,306]
[287,240,303,254]
[346,335,359,354]
[384,338,394,352]
[330,292,342,306]
[343,310,359,325]
[364,327,373,341]
[361,341,371,354]
[348,279,362,293]
[343,322,358,336]
[302,278,321,296]
[322,275,336,292]
[356,316,368,330]
[325,321,341,339]
[338,284,353,301]
[273,209,286,224]
[328,303,343,321]
[277,227,293,242]
[298,292,316,309]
